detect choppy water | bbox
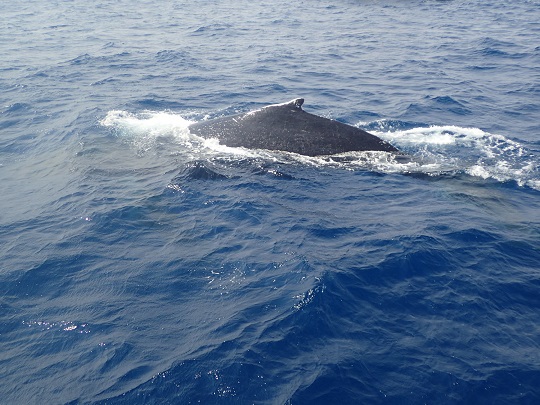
[1,0,540,403]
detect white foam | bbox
[100,110,193,137]
[372,124,539,189]
[100,110,199,154]
[200,137,261,158]
[373,125,489,146]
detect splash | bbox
[373,124,539,190]
[100,110,192,136]
[100,110,260,158]
[100,110,194,154]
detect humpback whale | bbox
[188,98,398,156]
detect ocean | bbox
[1,0,539,403]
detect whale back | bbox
[188,99,398,156]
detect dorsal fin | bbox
[287,98,304,110]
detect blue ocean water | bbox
[1,0,540,403]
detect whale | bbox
[188,98,398,156]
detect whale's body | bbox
[188,99,398,156]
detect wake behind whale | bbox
[188,98,399,156]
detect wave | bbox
[100,111,540,191]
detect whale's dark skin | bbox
[188,98,398,156]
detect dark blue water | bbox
[1,0,540,403]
